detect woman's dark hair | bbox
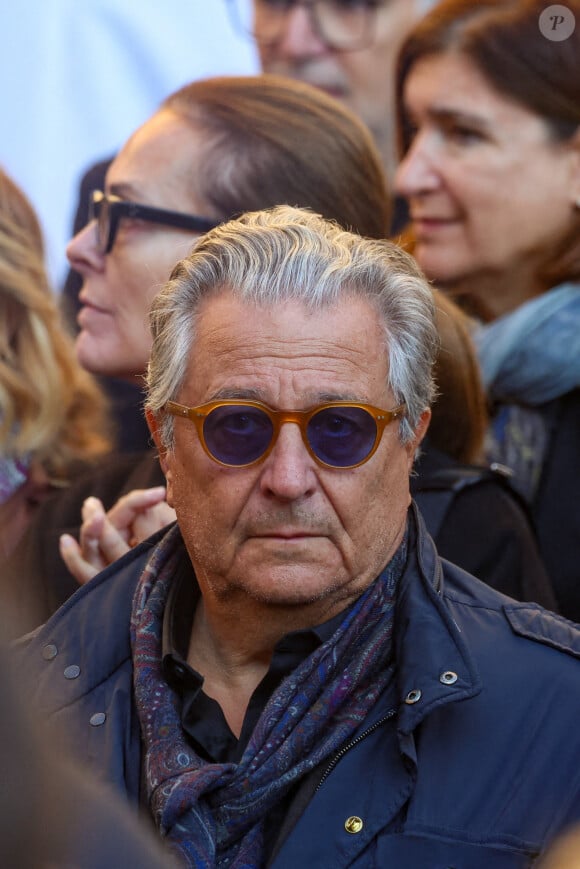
[162,74,391,239]
[396,0,580,284]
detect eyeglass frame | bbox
[88,189,221,255]
[165,398,406,470]
[225,0,384,53]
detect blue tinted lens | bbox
[203,405,274,465]
[307,406,376,467]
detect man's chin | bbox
[232,562,347,609]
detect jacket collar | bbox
[394,504,482,737]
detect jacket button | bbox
[42,644,58,661]
[63,664,81,679]
[440,671,458,685]
[405,689,422,705]
[345,816,364,834]
[89,712,106,727]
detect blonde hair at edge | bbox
[0,168,111,479]
[146,205,439,449]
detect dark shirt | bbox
[161,559,348,764]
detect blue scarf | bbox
[131,524,403,868]
[473,282,580,406]
[473,283,580,500]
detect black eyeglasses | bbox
[226,0,383,52]
[88,190,221,255]
[165,399,405,469]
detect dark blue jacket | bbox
[18,508,580,867]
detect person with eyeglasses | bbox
[17,205,580,868]
[226,0,435,185]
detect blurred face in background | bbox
[395,52,580,314]
[255,0,424,171]
[66,110,214,381]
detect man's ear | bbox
[406,408,431,469]
[146,409,172,482]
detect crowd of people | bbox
[2,1,580,866]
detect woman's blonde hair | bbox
[0,168,111,480]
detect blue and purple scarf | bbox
[131,524,403,868]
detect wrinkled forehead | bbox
[183,291,390,401]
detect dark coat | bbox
[531,389,580,620]
[412,446,557,611]
[17,508,580,867]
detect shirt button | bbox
[405,688,422,705]
[64,664,81,679]
[440,671,458,685]
[42,644,58,661]
[345,816,364,834]
[89,712,106,727]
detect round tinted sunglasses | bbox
[165,399,406,470]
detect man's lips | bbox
[248,530,324,541]
[255,532,321,539]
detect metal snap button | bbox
[345,816,364,834]
[63,664,81,679]
[439,671,458,685]
[89,712,106,727]
[405,689,422,705]
[42,644,58,661]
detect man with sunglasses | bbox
[20,206,580,867]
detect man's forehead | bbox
[182,293,389,407]
[186,291,389,391]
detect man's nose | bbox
[66,220,105,276]
[259,422,317,501]
[273,4,328,58]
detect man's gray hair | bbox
[146,205,438,447]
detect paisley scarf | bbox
[131,523,403,867]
